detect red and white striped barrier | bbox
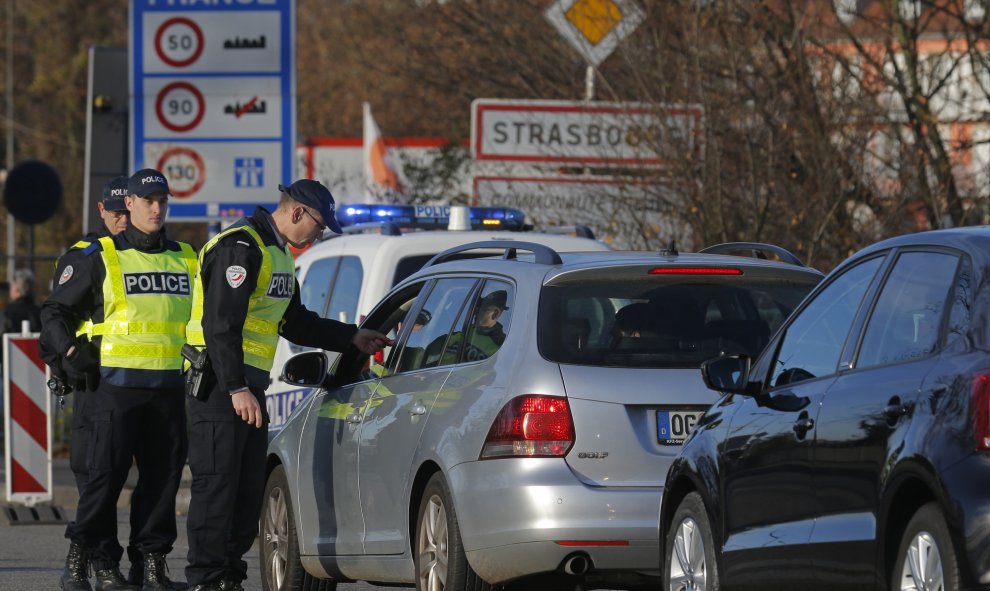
[3,333,52,505]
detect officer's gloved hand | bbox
[63,337,100,390]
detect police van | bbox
[265,204,609,432]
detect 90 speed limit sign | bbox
[156,147,205,198]
[155,82,205,133]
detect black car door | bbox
[809,249,961,587]
[720,256,884,590]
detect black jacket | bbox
[200,207,358,393]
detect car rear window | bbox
[539,276,817,368]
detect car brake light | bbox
[480,395,575,459]
[973,373,990,450]
[649,267,743,275]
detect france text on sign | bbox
[544,0,644,67]
[130,0,295,216]
[471,99,703,165]
[143,11,282,73]
[473,175,687,251]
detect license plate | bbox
[656,409,704,445]
[414,204,451,218]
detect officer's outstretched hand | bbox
[231,388,263,428]
[352,329,393,355]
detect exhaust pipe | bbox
[562,553,591,576]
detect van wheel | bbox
[892,503,959,591]
[416,473,492,591]
[663,492,719,591]
[261,465,337,591]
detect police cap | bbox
[278,179,343,234]
[101,176,129,212]
[128,168,171,198]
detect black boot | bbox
[93,563,135,591]
[126,546,143,586]
[219,580,244,591]
[141,553,175,590]
[186,584,220,591]
[60,542,92,591]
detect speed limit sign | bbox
[156,147,206,198]
[154,17,204,68]
[154,82,205,133]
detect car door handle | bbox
[345,413,363,424]
[793,417,814,434]
[410,403,427,416]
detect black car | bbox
[661,227,990,591]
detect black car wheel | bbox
[892,503,959,591]
[664,492,719,591]
[415,473,491,591]
[261,464,337,591]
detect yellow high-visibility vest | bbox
[186,224,295,372]
[92,236,197,389]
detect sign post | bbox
[129,0,296,220]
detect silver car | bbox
[261,241,822,591]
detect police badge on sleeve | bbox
[58,265,74,285]
[226,265,247,288]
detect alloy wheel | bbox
[263,485,289,591]
[898,531,944,591]
[417,493,449,591]
[669,517,707,591]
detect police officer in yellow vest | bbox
[183,179,390,591]
[41,169,195,591]
[40,175,155,589]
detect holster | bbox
[181,344,216,401]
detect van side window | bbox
[326,256,363,325]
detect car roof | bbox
[400,243,824,287]
[854,226,990,259]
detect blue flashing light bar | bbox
[337,204,526,231]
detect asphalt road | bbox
[0,510,383,591]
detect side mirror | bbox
[701,354,751,394]
[281,351,330,388]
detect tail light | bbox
[481,395,575,459]
[973,374,990,450]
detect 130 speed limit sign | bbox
[156,147,205,198]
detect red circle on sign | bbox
[157,147,206,199]
[155,82,205,133]
[154,17,204,68]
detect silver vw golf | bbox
[261,241,822,591]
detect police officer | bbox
[183,179,390,591]
[441,289,508,363]
[41,169,196,591]
[40,176,149,590]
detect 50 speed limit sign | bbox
[157,147,205,198]
[154,17,204,68]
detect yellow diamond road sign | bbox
[545,0,644,67]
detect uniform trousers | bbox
[66,386,186,567]
[185,385,269,585]
[69,389,147,570]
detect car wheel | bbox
[416,473,492,591]
[261,465,337,591]
[664,492,719,591]
[892,503,960,591]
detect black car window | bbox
[396,277,477,372]
[540,275,817,368]
[444,280,515,364]
[325,256,362,325]
[770,257,883,387]
[857,251,959,368]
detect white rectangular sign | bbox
[142,11,281,73]
[142,76,283,139]
[474,175,690,250]
[472,99,702,165]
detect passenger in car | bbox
[442,289,509,363]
